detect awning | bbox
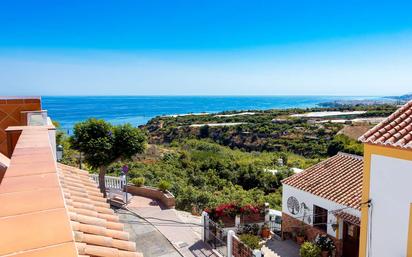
[333,211,360,226]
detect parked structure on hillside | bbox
[358,100,412,257]
[281,152,364,257]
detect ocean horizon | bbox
[42,95,383,132]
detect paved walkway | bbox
[262,239,300,257]
[116,208,182,257]
[127,195,217,257]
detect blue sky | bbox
[1,0,412,95]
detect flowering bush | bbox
[206,203,264,222]
[215,203,239,217]
[240,204,259,214]
[315,234,336,252]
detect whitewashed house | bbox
[358,100,412,257]
[282,152,364,257]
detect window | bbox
[274,215,282,224]
[313,205,328,232]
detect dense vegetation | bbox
[144,105,395,158]
[105,139,319,212]
[56,104,395,213]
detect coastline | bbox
[42,95,389,132]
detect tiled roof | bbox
[0,127,77,257]
[333,211,360,226]
[0,126,142,257]
[58,163,141,257]
[359,100,412,149]
[282,152,363,209]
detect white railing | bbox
[90,174,125,190]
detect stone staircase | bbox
[261,245,280,257]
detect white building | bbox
[358,100,412,257]
[282,152,363,257]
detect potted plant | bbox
[300,242,321,257]
[157,180,171,192]
[315,234,336,257]
[131,177,145,187]
[295,221,306,245]
[261,222,271,238]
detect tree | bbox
[327,139,344,156]
[53,120,79,166]
[199,125,210,138]
[71,119,146,197]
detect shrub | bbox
[158,180,172,192]
[300,242,321,257]
[239,234,261,250]
[315,234,336,252]
[238,224,260,235]
[131,177,145,187]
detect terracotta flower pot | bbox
[321,250,329,257]
[261,228,270,238]
[296,236,305,245]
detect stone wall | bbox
[126,185,175,208]
[282,212,343,257]
[232,236,253,257]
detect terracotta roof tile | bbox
[359,100,412,149]
[4,243,79,257]
[58,163,142,257]
[0,208,74,255]
[0,127,142,257]
[0,128,76,257]
[0,173,60,194]
[282,152,363,209]
[0,188,64,217]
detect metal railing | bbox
[90,174,125,190]
[204,216,228,256]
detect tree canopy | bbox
[70,118,146,195]
[71,119,146,168]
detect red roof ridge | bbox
[359,100,412,149]
[336,151,363,160]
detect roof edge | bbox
[359,99,412,143]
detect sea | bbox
[42,95,382,133]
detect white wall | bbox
[282,184,360,238]
[368,154,412,257]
